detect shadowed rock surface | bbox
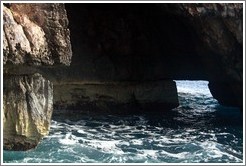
[3,3,243,151]
[62,3,242,108]
[53,81,179,113]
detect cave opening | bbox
[175,80,214,98]
[174,80,242,115]
[61,3,243,112]
[3,3,243,162]
[58,3,206,113]
[175,80,218,109]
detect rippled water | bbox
[3,81,243,163]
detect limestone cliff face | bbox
[3,3,243,151]
[3,73,53,150]
[54,81,179,113]
[3,3,72,150]
[3,4,72,66]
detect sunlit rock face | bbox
[3,4,72,65]
[3,6,50,65]
[3,3,72,150]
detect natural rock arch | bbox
[60,3,242,109]
[3,3,243,150]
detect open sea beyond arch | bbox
[3,81,243,163]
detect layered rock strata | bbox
[63,3,242,108]
[3,4,72,150]
[53,81,179,114]
[3,74,53,150]
[3,3,243,151]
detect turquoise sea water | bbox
[3,81,243,163]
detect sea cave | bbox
[2,3,243,163]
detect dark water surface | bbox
[3,81,243,163]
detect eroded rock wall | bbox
[50,4,182,114]
[3,4,72,66]
[3,3,243,150]
[178,3,243,107]
[62,3,242,109]
[3,74,53,150]
[3,3,72,150]
[54,81,178,114]
[43,3,243,115]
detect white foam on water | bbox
[215,132,231,136]
[4,79,243,165]
[77,129,86,134]
[84,139,124,154]
[137,150,158,159]
[46,132,63,139]
[130,139,143,145]
[88,129,98,132]
[160,150,189,159]
[44,116,243,163]
[22,157,34,163]
[199,141,243,162]
[122,134,135,139]
[119,141,130,146]
[58,133,78,145]
[159,136,174,144]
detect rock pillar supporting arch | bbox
[3,74,53,150]
[3,3,243,151]
[3,3,72,150]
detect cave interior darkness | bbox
[56,3,242,109]
[64,3,207,80]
